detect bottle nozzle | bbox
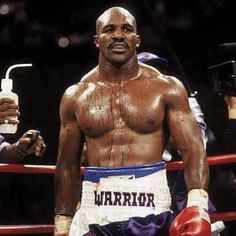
[1,63,33,91]
[5,63,32,80]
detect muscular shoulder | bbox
[140,63,185,92]
[62,67,98,101]
[80,66,98,82]
[162,75,186,95]
[159,75,188,108]
[60,81,94,124]
[160,75,189,109]
[62,83,83,102]
[140,64,189,107]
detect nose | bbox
[112,29,124,40]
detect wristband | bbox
[54,215,73,236]
[186,189,209,211]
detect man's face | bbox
[94,9,140,67]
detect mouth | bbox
[109,43,128,53]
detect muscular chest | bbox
[77,82,164,137]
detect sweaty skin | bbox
[55,7,209,215]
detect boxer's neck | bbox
[98,61,140,83]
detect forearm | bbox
[55,164,82,214]
[54,163,81,235]
[0,143,26,163]
[183,148,209,191]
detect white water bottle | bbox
[0,63,32,134]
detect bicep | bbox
[57,93,84,167]
[164,78,208,189]
[167,105,202,151]
[58,121,84,163]
[165,84,204,154]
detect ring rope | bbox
[167,153,236,170]
[0,164,55,174]
[0,224,54,235]
[0,154,235,174]
[210,211,236,222]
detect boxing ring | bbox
[0,154,235,234]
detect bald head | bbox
[96,7,137,34]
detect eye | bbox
[105,29,112,33]
[123,26,134,33]
[102,26,114,33]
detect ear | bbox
[136,35,141,48]
[93,35,99,48]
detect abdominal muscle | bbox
[85,129,165,167]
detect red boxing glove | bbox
[169,206,211,235]
[169,189,211,236]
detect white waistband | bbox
[81,169,171,215]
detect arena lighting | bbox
[57,36,70,48]
[0,3,10,15]
[69,33,83,45]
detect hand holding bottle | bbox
[0,97,20,125]
[0,63,32,133]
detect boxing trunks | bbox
[69,162,174,236]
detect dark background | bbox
[0,0,235,235]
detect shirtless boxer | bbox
[55,7,210,236]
